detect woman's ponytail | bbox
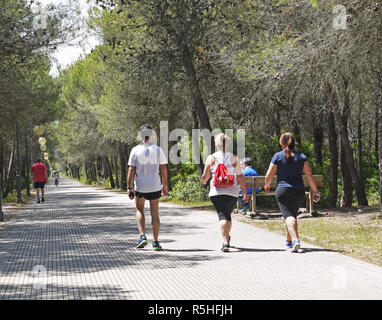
[280,133,295,161]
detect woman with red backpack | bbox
[201,133,249,252]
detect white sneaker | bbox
[291,240,301,253]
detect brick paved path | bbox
[0,178,381,300]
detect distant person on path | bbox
[237,157,260,213]
[201,133,248,252]
[264,133,320,253]
[127,124,168,251]
[31,158,48,204]
[54,171,60,186]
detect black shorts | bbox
[275,187,305,219]
[210,195,238,221]
[34,182,45,189]
[135,190,162,200]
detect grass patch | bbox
[161,197,214,209]
[2,189,34,206]
[237,215,382,267]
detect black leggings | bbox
[275,187,305,219]
[210,195,238,221]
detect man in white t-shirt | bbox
[127,124,168,251]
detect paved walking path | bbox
[0,178,381,300]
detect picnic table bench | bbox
[236,175,324,217]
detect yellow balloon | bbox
[40,145,47,151]
[34,126,44,136]
[43,153,49,160]
[38,137,46,145]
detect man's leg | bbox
[36,188,41,201]
[135,196,146,236]
[149,198,160,242]
[41,187,45,202]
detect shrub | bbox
[170,171,210,202]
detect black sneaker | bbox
[41,198,45,203]
[221,243,230,252]
[152,241,162,251]
[37,199,40,204]
[136,235,147,248]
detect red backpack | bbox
[212,153,234,188]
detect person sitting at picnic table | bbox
[237,157,260,212]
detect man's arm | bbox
[160,164,168,195]
[127,166,136,190]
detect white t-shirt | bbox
[128,143,168,193]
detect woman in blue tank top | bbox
[264,133,320,253]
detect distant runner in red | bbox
[31,158,48,204]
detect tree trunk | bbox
[84,161,89,181]
[356,106,367,205]
[25,136,31,196]
[0,140,3,221]
[92,159,97,181]
[96,156,103,178]
[339,136,353,208]
[192,112,204,175]
[291,118,302,148]
[114,155,120,189]
[375,106,379,165]
[70,164,75,178]
[119,143,127,190]
[379,109,382,210]
[182,46,214,156]
[103,156,109,180]
[183,46,212,131]
[274,111,281,138]
[3,143,15,198]
[327,111,338,207]
[0,142,4,190]
[332,81,368,206]
[104,156,115,188]
[21,157,26,181]
[312,109,324,168]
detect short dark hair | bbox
[36,158,41,162]
[244,157,252,167]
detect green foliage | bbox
[170,172,210,202]
[104,177,112,189]
[244,135,280,174]
[366,176,380,203]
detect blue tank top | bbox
[271,151,306,189]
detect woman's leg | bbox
[285,216,299,241]
[219,219,232,244]
[211,196,236,248]
[285,224,292,242]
